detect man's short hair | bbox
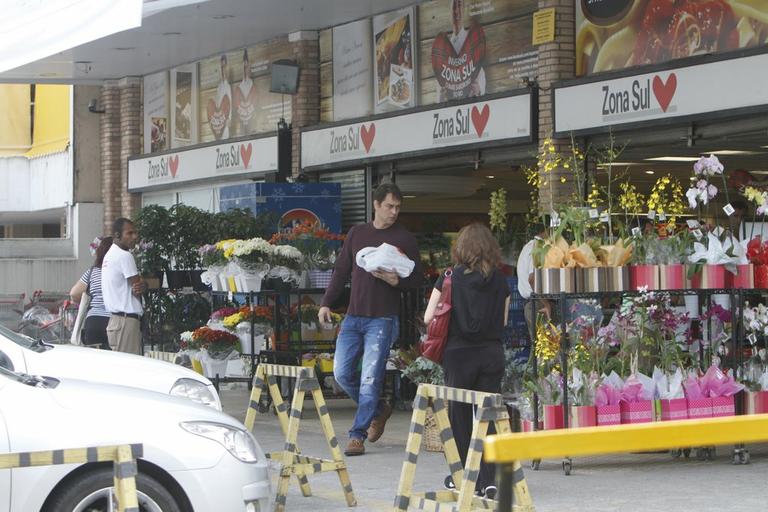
[113,217,134,237]
[373,183,403,204]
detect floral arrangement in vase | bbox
[191,326,241,359]
[270,220,345,271]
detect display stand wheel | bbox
[683,448,691,459]
[731,446,750,465]
[530,459,541,470]
[562,458,572,476]
[670,449,682,459]
[696,447,715,461]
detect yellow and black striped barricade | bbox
[0,443,142,512]
[485,414,768,511]
[244,363,356,512]
[393,383,534,512]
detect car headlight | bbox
[170,378,222,410]
[180,421,261,463]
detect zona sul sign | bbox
[128,136,277,192]
[301,92,532,169]
[555,51,768,136]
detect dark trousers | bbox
[442,341,504,489]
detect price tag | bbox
[748,333,758,345]
[658,212,667,221]
[600,212,610,223]
[693,229,703,240]
[631,227,641,237]
[550,216,561,228]
[647,210,656,220]
[723,203,735,216]
[687,219,700,229]
[589,208,599,219]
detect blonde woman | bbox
[424,223,509,499]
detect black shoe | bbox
[483,485,497,500]
[444,475,455,490]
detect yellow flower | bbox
[560,176,567,183]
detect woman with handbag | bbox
[69,237,113,349]
[423,223,509,499]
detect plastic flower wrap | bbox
[595,371,623,406]
[747,237,768,265]
[652,367,685,400]
[89,237,102,257]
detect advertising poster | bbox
[199,52,237,142]
[243,36,294,134]
[170,64,198,148]
[143,71,168,153]
[332,18,374,121]
[418,0,537,106]
[319,28,334,122]
[576,0,768,76]
[373,7,417,113]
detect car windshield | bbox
[0,323,46,352]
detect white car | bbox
[0,324,221,410]
[0,365,270,511]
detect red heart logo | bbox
[471,104,490,137]
[169,155,179,178]
[431,25,487,99]
[361,123,375,153]
[240,143,252,168]
[652,73,677,113]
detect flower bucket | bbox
[686,397,713,419]
[629,264,659,290]
[318,357,334,373]
[596,404,621,426]
[535,268,577,295]
[542,404,564,430]
[755,265,768,288]
[620,400,654,424]
[711,396,735,417]
[236,274,262,293]
[520,419,542,433]
[712,294,731,310]
[659,264,685,290]
[202,358,228,378]
[301,357,316,368]
[301,323,337,342]
[209,273,223,291]
[579,268,605,293]
[191,358,204,375]
[691,264,726,289]
[733,264,754,289]
[605,266,630,292]
[659,398,688,421]
[683,295,700,318]
[309,269,334,289]
[226,276,239,293]
[569,405,597,428]
[744,391,768,414]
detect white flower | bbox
[180,331,193,342]
[274,244,302,260]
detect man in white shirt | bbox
[102,218,145,354]
[516,224,547,339]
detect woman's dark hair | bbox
[373,183,403,204]
[94,237,113,268]
[452,223,501,278]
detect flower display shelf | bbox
[527,287,764,474]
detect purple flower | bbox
[707,183,718,199]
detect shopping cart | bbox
[0,293,25,331]
[18,291,78,343]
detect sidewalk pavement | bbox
[220,385,768,511]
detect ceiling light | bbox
[113,47,135,51]
[162,31,182,36]
[486,175,495,179]
[705,149,763,155]
[645,170,655,175]
[403,195,416,199]
[645,156,701,162]
[212,14,235,19]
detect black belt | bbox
[112,312,141,320]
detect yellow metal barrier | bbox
[245,363,356,512]
[0,443,142,512]
[485,415,768,510]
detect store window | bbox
[319,169,368,230]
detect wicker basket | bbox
[424,407,443,452]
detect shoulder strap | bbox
[442,268,453,305]
[85,267,93,297]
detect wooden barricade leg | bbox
[268,374,312,497]
[310,385,357,506]
[274,382,307,512]
[393,385,429,512]
[244,366,266,431]
[432,397,465,493]
[113,444,139,512]
[455,407,490,511]
[492,418,534,511]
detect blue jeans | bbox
[333,314,399,440]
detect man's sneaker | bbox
[344,438,365,456]
[482,485,497,500]
[444,475,455,490]
[367,402,393,443]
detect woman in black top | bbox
[424,223,510,498]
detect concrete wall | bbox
[73,85,103,203]
[0,152,72,212]
[0,203,103,296]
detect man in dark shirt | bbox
[319,183,422,456]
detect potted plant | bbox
[270,220,345,288]
[389,345,445,452]
[134,205,172,285]
[132,240,164,289]
[168,204,215,289]
[298,303,341,341]
[191,326,241,378]
[227,237,274,292]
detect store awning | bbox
[0,0,142,75]
[0,85,31,157]
[24,85,71,159]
